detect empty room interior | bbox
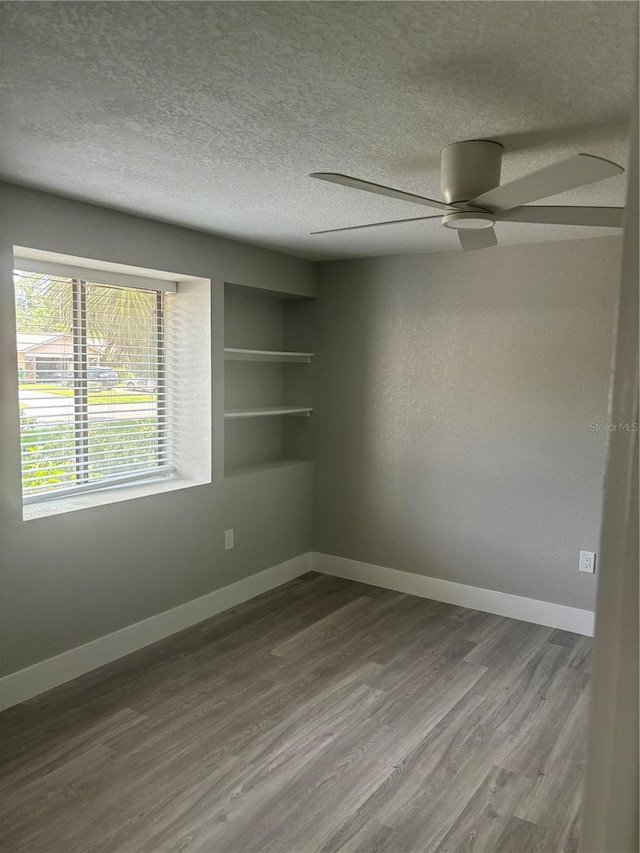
[0,3,638,853]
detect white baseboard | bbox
[313,553,595,637]
[0,550,594,711]
[0,552,312,711]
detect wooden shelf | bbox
[224,406,312,419]
[224,348,313,363]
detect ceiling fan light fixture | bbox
[441,211,496,230]
[310,144,624,250]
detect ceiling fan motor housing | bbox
[440,140,503,206]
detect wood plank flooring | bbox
[0,572,592,853]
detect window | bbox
[15,267,176,503]
[13,249,212,519]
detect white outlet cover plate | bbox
[579,550,596,573]
[225,529,234,550]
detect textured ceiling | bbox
[0,1,636,260]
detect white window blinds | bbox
[15,269,175,502]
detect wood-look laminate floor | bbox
[0,573,592,853]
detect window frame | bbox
[13,248,213,521]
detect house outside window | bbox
[17,333,106,382]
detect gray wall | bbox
[313,236,622,610]
[0,183,315,675]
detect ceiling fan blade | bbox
[470,154,624,213]
[458,227,498,252]
[310,172,454,211]
[310,215,441,235]
[497,205,625,228]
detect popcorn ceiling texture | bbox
[0,1,636,260]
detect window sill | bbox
[22,475,209,521]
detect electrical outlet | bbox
[224,529,234,551]
[579,550,596,574]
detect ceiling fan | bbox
[310,140,625,251]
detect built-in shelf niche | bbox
[224,282,314,477]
